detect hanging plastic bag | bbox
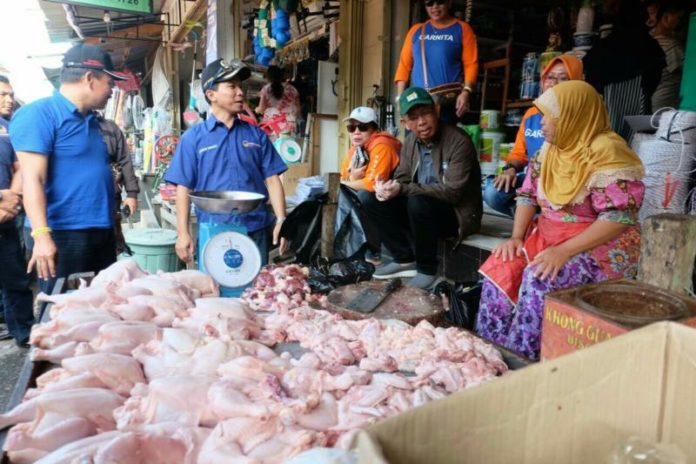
[432,281,482,330]
[333,185,380,260]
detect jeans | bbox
[483,172,526,217]
[27,228,117,294]
[362,194,459,275]
[248,227,270,266]
[0,226,35,342]
[354,190,381,259]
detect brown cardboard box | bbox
[353,322,696,464]
[280,162,312,197]
[541,280,696,360]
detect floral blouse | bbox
[516,155,646,279]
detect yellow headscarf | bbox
[534,81,644,207]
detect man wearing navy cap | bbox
[165,59,288,263]
[11,43,127,291]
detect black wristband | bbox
[502,163,519,173]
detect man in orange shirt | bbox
[340,106,401,264]
[394,0,478,123]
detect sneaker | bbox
[373,261,417,279]
[14,338,30,349]
[407,273,438,290]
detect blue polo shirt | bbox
[164,115,287,232]
[0,117,15,229]
[10,92,114,230]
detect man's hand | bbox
[0,208,17,223]
[273,222,288,256]
[375,179,401,202]
[492,168,517,193]
[350,165,367,181]
[455,90,471,118]
[28,233,58,280]
[176,232,195,262]
[123,197,138,215]
[0,189,21,212]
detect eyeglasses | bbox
[404,108,436,122]
[425,0,446,7]
[346,123,372,133]
[544,73,569,84]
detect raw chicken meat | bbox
[90,259,147,287]
[159,270,220,298]
[74,321,162,356]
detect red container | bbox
[541,280,696,360]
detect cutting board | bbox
[326,281,445,325]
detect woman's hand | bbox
[530,246,572,281]
[492,168,517,193]
[493,237,524,262]
[350,165,367,181]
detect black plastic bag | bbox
[280,186,378,264]
[433,281,482,330]
[333,185,380,260]
[307,257,375,294]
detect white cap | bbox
[343,106,378,125]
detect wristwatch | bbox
[502,163,519,173]
[276,216,286,225]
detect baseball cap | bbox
[62,44,127,81]
[343,106,378,125]
[398,87,434,115]
[201,59,251,92]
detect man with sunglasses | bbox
[165,59,289,265]
[363,87,481,289]
[394,0,478,124]
[11,44,127,297]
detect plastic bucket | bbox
[480,110,501,130]
[121,228,181,273]
[480,131,505,175]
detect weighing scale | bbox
[188,191,266,297]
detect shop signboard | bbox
[45,0,153,15]
[206,0,218,64]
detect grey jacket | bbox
[395,124,482,240]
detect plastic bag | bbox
[308,257,375,294]
[286,447,357,464]
[608,436,686,464]
[432,281,482,330]
[279,193,325,264]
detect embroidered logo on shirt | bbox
[524,129,544,138]
[198,145,218,154]
[422,33,455,42]
[0,126,7,135]
[406,93,418,102]
[242,140,261,148]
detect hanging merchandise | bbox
[271,1,292,48]
[131,94,145,131]
[183,36,202,128]
[254,0,275,66]
[122,94,134,130]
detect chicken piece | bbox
[359,355,398,373]
[90,259,147,287]
[127,294,191,327]
[30,309,118,349]
[172,314,262,341]
[33,431,122,464]
[198,420,262,464]
[76,321,162,356]
[4,417,96,462]
[309,336,355,365]
[207,381,275,420]
[159,270,220,298]
[26,371,105,400]
[31,342,79,364]
[36,285,123,312]
[290,393,338,431]
[51,353,146,396]
[114,375,218,429]
[0,388,124,432]
[128,276,198,306]
[113,285,153,300]
[108,303,155,322]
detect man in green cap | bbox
[363,86,482,289]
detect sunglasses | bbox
[425,0,446,7]
[346,123,373,133]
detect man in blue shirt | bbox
[165,59,288,264]
[0,76,34,346]
[11,44,127,292]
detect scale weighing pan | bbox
[189,191,265,214]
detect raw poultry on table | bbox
[0,259,508,463]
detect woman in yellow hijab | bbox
[476,81,645,361]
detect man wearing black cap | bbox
[11,43,127,292]
[165,59,289,263]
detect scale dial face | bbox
[202,231,262,288]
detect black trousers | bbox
[361,193,458,275]
[0,226,34,342]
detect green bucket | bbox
[121,228,181,273]
[679,12,696,111]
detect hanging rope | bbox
[637,109,696,222]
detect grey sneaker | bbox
[407,273,438,290]
[373,261,417,279]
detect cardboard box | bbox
[541,280,696,360]
[353,322,696,464]
[280,162,312,197]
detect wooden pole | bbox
[321,173,341,259]
[637,213,696,295]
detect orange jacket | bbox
[340,132,402,192]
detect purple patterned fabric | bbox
[476,253,606,361]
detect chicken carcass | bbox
[159,270,220,298]
[74,321,162,356]
[90,259,147,288]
